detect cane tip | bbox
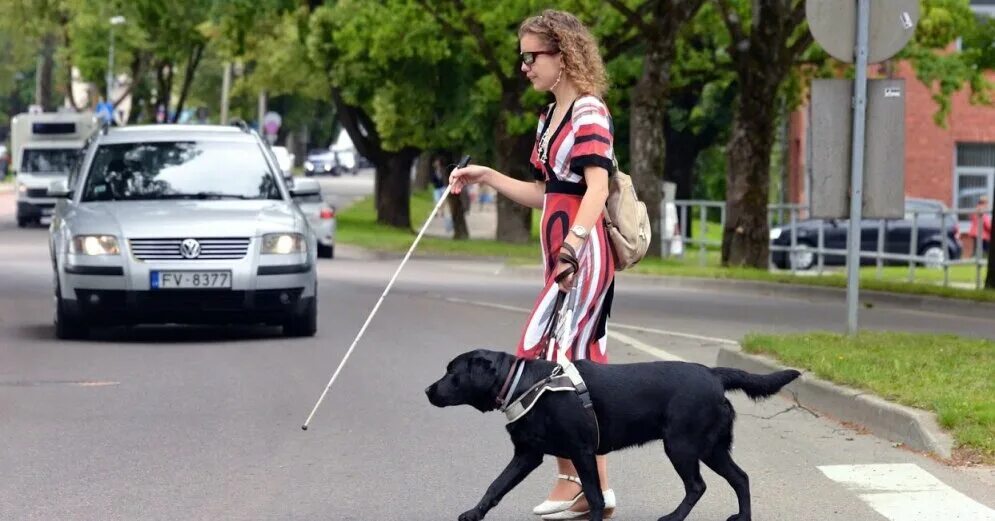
[301,425,308,431]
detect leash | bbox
[301,155,471,431]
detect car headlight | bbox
[18,183,27,193]
[71,235,120,255]
[304,161,314,171]
[769,228,782,240]
[323,163,332,172]
[262,233,306,254]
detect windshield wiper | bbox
[150,192,253,200]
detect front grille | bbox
[129,238,251,261]
[26,188,48,198]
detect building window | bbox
[955,143,995,221]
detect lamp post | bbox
[106,15,126,104]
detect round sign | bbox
[263,111,282,135]
[806,0,919,64]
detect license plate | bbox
[151,271,232,289]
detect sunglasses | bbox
[520,50,559,66]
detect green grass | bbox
[337,192,995,302]
[336,189,540,260]
[743,331,995,463]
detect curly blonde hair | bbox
[518,10,608,97]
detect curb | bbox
[716,347,955,459]
[501,266,995,320]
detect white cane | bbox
[301,155,471,430]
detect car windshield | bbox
[21,148,78,174]
[81,141,282,202]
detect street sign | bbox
[806,0,919,64]
[806,0,919,335]
[263,111,282,136]
[810,79,906,220]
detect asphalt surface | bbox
[1,174,992,520]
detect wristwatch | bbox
[569,224,589,239]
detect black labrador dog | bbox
[425,349,800,521]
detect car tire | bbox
[918,243,947,269]
[283,294,317,337]
[54,280,88,340]
[318,244,334,259]
[17,216,30,228]
[788,241,816,271]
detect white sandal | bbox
[540,489,616,520]
[532,474,584,515]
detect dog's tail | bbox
[710,367,800,400]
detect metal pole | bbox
[220,61,232,125]
[258,90,267,133]
[699,204,707,266]
[876,220,885,279]
[846,0,870,335]
[107,25,115,103]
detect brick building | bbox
[787,1,995,225]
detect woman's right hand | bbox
[448,164,491,195]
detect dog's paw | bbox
[458,508,484,521]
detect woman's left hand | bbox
[554,260,575,293]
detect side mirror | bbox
[290,178,321,196]
[48,179,72,199]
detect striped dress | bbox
[516,95,616,364]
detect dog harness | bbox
[498,360,601,446]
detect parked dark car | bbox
[770,198,962,270]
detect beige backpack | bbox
[603,158,651,270]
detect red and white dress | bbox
[516,95,616,363]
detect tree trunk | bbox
[35,32,56,111]
[171,43,205,123]
[413,151,432,191]
[722,82,778,268]
[435,150,469,240]
[629,33,674,258]
[663,128,701,239]
[493,86,533,244]
[374,149,418,228]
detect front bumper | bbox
[59,241,316,325]
[64,289,313,325]
[17,200,56,220]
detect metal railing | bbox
[660,200,991,289]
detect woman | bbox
[449,9,617,520]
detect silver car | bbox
[47,124,318,339]
[289,178,336,258]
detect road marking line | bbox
[818,464,995,521]
[606,330,686,362]
[442,296,731,354]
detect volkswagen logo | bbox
[180,238,201,259]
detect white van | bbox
[11,112,98,227]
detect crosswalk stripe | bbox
[818,464,995,521]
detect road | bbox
[1,175,992,520]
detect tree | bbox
[606,0,706,257]
[714,0,812,268]
[664,4,735,207]
[309,0,487,229]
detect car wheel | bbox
[918,244,946,269]
[17,216,30,228]
[318,244,334,259]
[283,294,317,337]
[54,280,88,340]
[788,242,816,271]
